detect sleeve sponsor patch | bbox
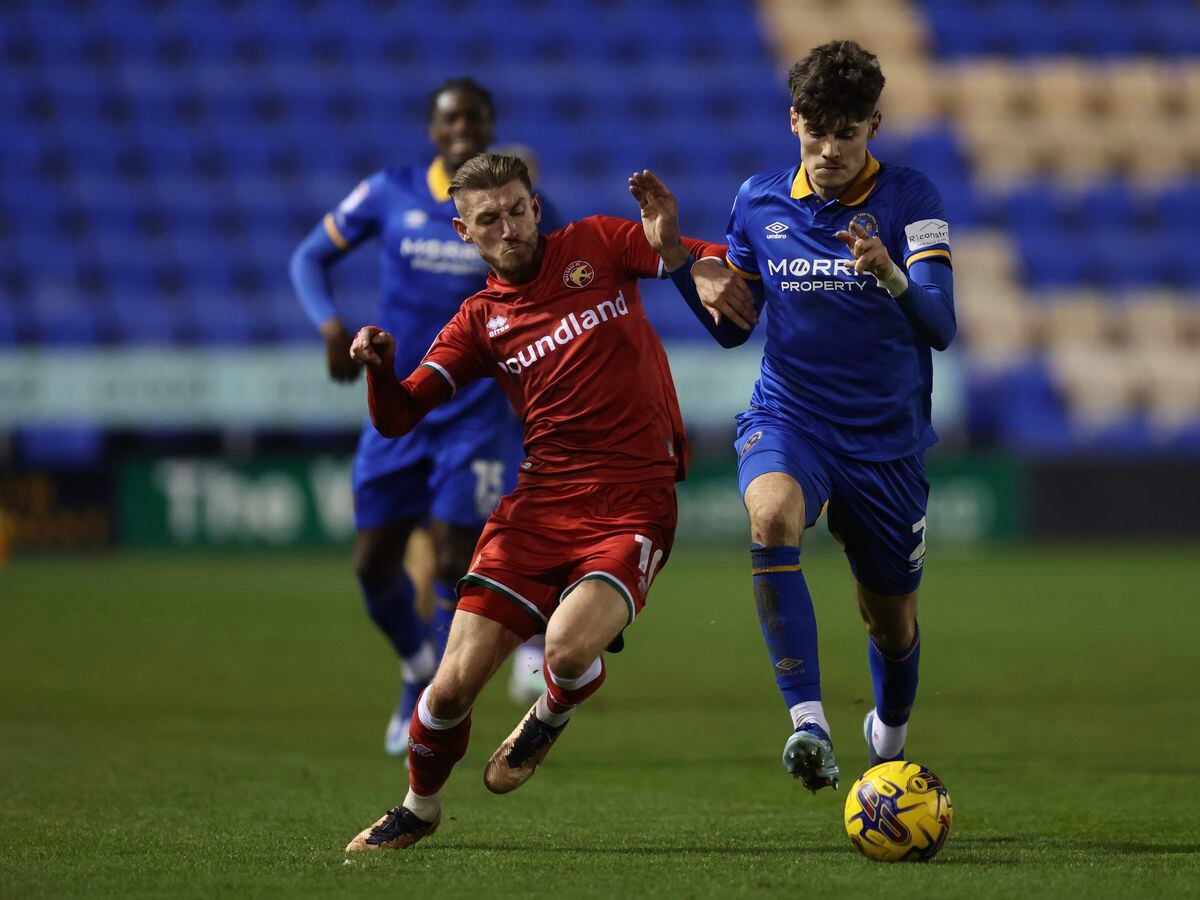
[904,219,950,253]
[337,180,370,214]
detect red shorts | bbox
[457,479,677,640]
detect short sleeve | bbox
[419,304,492,395]
[588,215,663,279]
[323,172,387,250]
[725,178,760,279]
[893,172,952,269]
[588,215,728,279]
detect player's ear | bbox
[868,110,881,140]
[452,217,474,244]
[531,193,542,226]
[790,107,801,137]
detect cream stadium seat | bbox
[1121,291,1186,346]
[1041,291,1117,347]
[1049,343,1141,427]
[1103,60,1175,119]
[1139,346,1200,433]
[1028,60,1104,120]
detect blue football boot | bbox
[782,721,840,793]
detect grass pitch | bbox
[2,543,1199,898]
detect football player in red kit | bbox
[343,153,730,851]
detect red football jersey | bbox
[417,216,724,484]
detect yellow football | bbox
[844,760,953,862]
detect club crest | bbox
[848,211,879,238]
[563,260,594,289]
[740,430,764,458]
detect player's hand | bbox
[693,258,758,330]
[320,320,362,382]
[629,169,688,270]
[835,222,897,282]
[349,326,396,371]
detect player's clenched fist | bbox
[350,326,396,370]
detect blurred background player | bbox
[288,78,544,758]
[343,153,726,851]
[654,40,955,792]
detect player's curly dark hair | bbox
[448,152,531,200]
[426,77,495,122]
[787,40,885,130]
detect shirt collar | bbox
[427,158,452,203]
[790,151,880,207]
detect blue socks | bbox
[868,625,920,726]
[751,545,822,708]
[359,572,423,660]
[432,581,457,661]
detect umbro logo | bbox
[486,315,510,337]
[775,657,805,672]
[765,221,789,240]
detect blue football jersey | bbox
[323,160,504,426]
[726,152,952,461]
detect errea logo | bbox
[486,315,510,337]
[765,222,789,240]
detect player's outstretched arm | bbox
[350,327,453,438]
[835,222,956,351]
[629,170,760,346]
[290,221,362,382]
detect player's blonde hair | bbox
[449,152,532,201]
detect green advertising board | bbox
[675,454,1022,546]
[119,457,356,548]
[119,453,1022,550]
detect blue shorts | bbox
[734,410,930,596]
[352,412,522,532]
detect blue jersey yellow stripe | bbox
[323,213,348,250]
[725,156,951,461]
[905,248,952,267]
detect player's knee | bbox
[747,499,803,547]
[868,628,912,657]
[543,639,590,681]
[426,674,473,720]
[865,614,916,654]
[353,542,397,585]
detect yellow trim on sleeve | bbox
[322,213,348,250]
[728,261,763,281]
[905,248,952,267]
[427,158,453,203]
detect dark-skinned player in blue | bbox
[634,40,955,793]
[289,78,548,758]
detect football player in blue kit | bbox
[289,78,545,757]
[638,40,956,792]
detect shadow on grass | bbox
[431,843,849,856]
